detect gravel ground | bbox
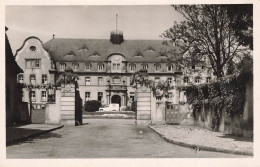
[150,124,253,155]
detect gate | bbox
[31,103,46,123]
[165,102,180,124]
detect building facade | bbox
[15,30,213,110]
[15,37,56,111]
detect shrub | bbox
[84,100,102,112]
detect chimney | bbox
[110,14,124,44]
[110,30,124,44]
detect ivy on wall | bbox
[180,71,253,131]
[130,69,172,97]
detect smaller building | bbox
[6,27,24,126]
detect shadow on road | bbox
[218,134,253,142]
[7,131,62,146]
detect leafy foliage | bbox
[182,71,252,130]
[161,5,252,78]
[56,70,79,87]
[130,70,172,97]
[226,4,253,50]
[84,100,102,112]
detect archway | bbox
[111,95,121,107]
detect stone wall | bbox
[151,96,165,125]
[180,78,253,137]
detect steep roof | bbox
[5,28,23,74]
[43,38,181,63]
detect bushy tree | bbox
[161,5,252,78]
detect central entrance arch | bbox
[111,95,121,107]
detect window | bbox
[184,77,189,83]
[195,77,200,83]
[167,78,172,84]
[130,64,136,71]
[51,61,55,69]
[35,60,40,68]
[112,63,120,71]
[206,77,211,83]
[85,92,90,101]
[85,77,91,85]
[166,92,173,99]
[30,75,36,84]
[142,64,148,70]
[98,64,104,71]
[26,59,41,68]
[73,63,79,70]
[156,96,162,101]
[155,64,161,71]
[85,63,91,71]
[41,91,47,101]
[42,75,47,84]
[31,91,36,102]
[59,63,66,70]
[18,74,24,83]
[168,65,173,72]
[130,92,135,102]
[98,92,103,101]
[30,46,36,51]
[98,77,103,85]
[155,77,160,84]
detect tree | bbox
[161,5,252,78]
[226,4,253,50]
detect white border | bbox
[1,0,259,167]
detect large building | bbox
[15,30,212,109]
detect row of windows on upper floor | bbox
[58,62,178,72]
[24,59,203,73]
[83,76,212,86]
[22,90,48,102]
[18,74,48,84]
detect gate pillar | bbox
[135,85,151,125]
[60,83,76,125]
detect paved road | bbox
[7,119,248,158]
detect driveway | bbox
[6,119,247,158]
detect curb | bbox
[148,125,253,156]
[7,125,64,145]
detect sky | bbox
[5,5,184,54]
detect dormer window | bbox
[129,64,136,71]
[206,77,211,83]
[195,77,200,83]
[155,64,161,71]
[73,62,79,71]
[184,77,189,83]
[85,63,91,71]
[59,63,66,71]
[167,65,173,72]
[142,64,148,70]
[98,63,104,71]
